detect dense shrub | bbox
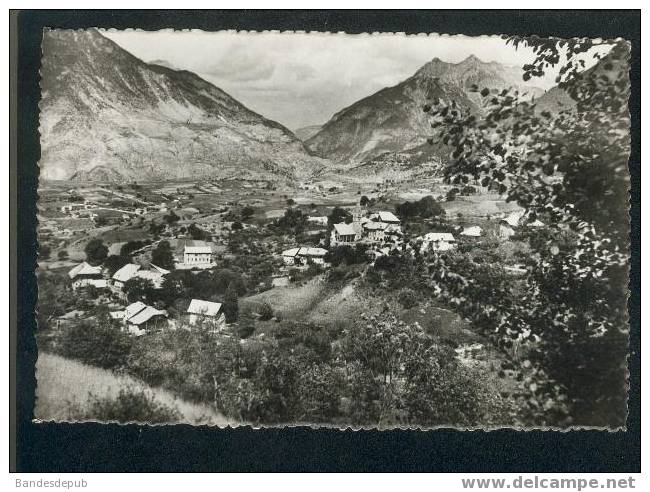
[395,195,445,220]
[398,288,419,309]
[73,388,182,424]
[57,320,132,370]
[258,302,274,321]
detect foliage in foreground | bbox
[423,37,631,426]
[70,387,182,424]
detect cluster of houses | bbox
[330,208,402,246]
[65,237,224,335]
[108,298,226,336]
[61,196,547,337]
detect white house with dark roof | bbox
[68,262,106,290]
[186,299,226,329]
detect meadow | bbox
[35,352,228,425]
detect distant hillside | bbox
[39,29,324,182]
[293,125,322,142]
[306,55,544,165]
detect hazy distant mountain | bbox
[294,125,322,141]
[306,55,544,165]
[148,59,177,70]
[39,29,323,182]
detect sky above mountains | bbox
[102,30,599,130]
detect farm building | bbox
[282,247,328,266]
[112,301,169,335]
[369,211,400,224]
[68,262,106,290]
[186,299,226,329]
[417,232,457,252]
[460,226,483,237]
[112,263,169,290]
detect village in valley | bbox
[33,28,630,429]
[37,170,542,425]
[39,175,535,335]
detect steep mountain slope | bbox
[294,125,322,142]
[39,29,323,182]
[305,55,544,165]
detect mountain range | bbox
[39,29,324,182]
[40,29,582,183]
[305,55,546,165]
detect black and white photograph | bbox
[32,25,631,431]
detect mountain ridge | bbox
[39,28,323,182]
[305,55,545,165]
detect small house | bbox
[331,223,359,245]
[112,263,169,290]
[68,262,105,290]
[460,226,483,237]
[363,221,388,242]
[115,301,169,335]
[186,299,226,329]
[297,247,328,265]
[307,216,328,226]
[370,211,400,224]
[282,247,301,266]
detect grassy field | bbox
[35,352,229,426]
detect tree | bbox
[231,221,243,231]
[123,277,157,304]
[424,38,630,426]
[327,206,352,227]
[286,198,296,207]
[360,195,370,207]
[104,255,130,276]
[163,211,180,225]
[395,195,445,220]
[151,240,175,270]
[120,240,146,258]
[58,319,133,370]
[276,208,307,233]
[258,302,274,321]
[84,238,108,265]
[57,250,69,260]
[241,206,255,222]
[223,283,239,323]
[187,223,208,240]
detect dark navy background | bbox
[12,9,641,473]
